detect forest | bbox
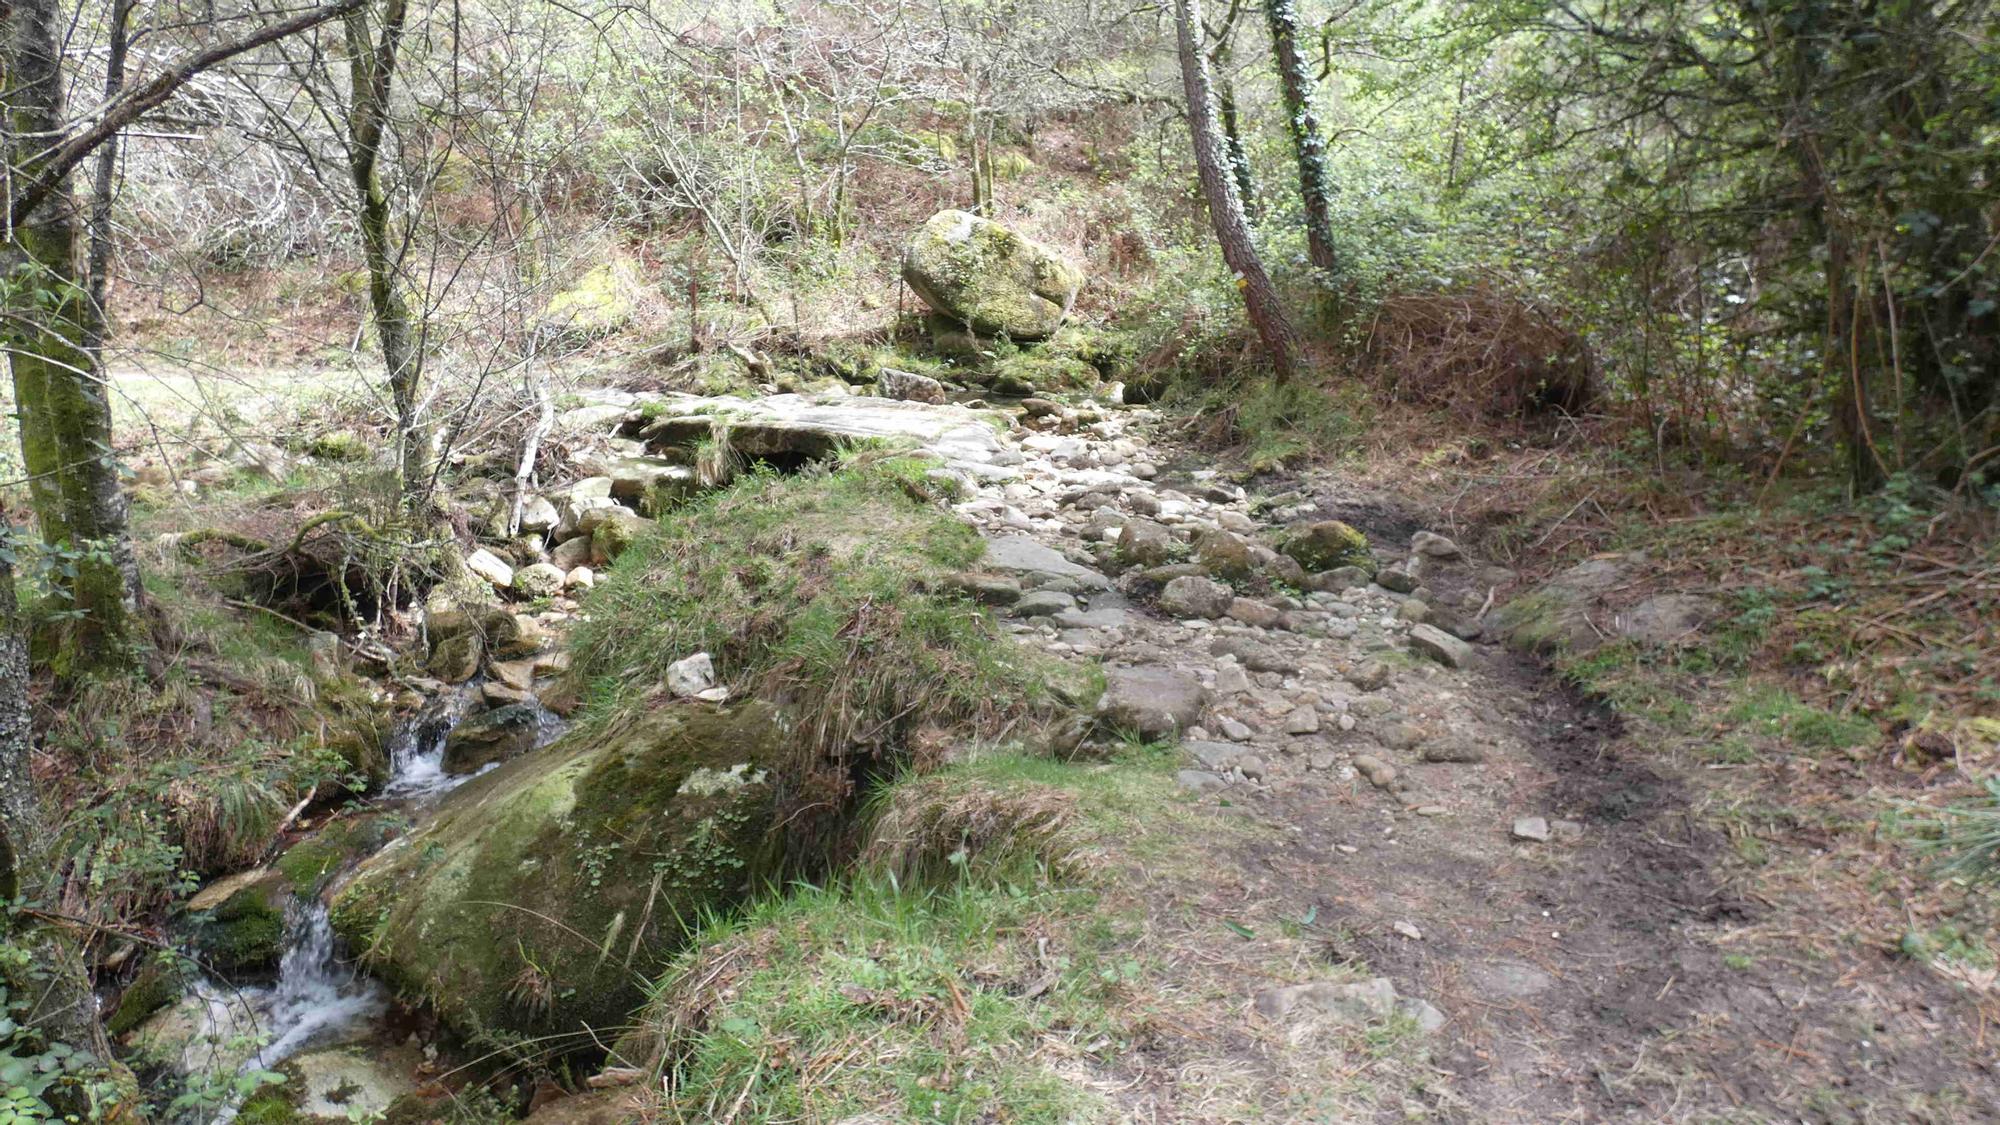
[2,0,1997,1120]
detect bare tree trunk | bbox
[1265,0,1336,272]
[4,0,141,671]
[1173,0,1297,382]
[344,0,427,508]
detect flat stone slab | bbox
[983,535,1111,590]
[624,392,1022,479]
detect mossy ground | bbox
[566,454,1085,754]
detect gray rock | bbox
[1227,598,1283,629]
[1376,565,1418,594]
[983,534,1110,590]
[1013,590,1077,618]
[1116,518,1177,568]
[1253,977,1445,1034]
[667,652,716,698]
[1185,741,1243,771]
[1194,529,1255,580]
[1348,660,1393,692]
[517,495,561,535]
[901,210,1083,339]
[1619,594,1716,646]
[1407,624,1473,668]
[1395,597,1431,624]
[511,562,566,600]
[1411,530,1461,559]
[1209,635,1296,673]
[1235,754,1269,781]
[1176,769,1227,793]
[1351,696,1394,719]
[1098,665,1206,737]
[878,367,948,404]
[1283,707,1321,735]
[1308,566,1371,592]
[1352,754,1397,789]
[954,572,1023,606]
[1421,741,1487,763]
[1159,575,1234,619]
[1377,722,1424,752]
[1213,662,1251,695]
[1052,606,1130,630]
[1511,816,1551,842]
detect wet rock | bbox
[332,704,793,1040]
[1097,665,1206,737]
[429,632,483,684]
[443,702,550,773]
[189,869,289,977]
[1407,623,1473,668]
[1159,575,1233,619]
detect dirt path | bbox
[941,398,1997,1122]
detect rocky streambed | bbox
[125,375,1555,1122]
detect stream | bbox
[164,687,566,1122]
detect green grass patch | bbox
[1724,686,1878,753]
[628,746,1212,1124]
[567,457,1086,753]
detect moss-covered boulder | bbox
[188,869,291,977]
[329,703,792,1040]
[1280,520,1373,573]
[901,210,1082,340]
[106,951,186,1037]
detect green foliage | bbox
[0,924,120,1121]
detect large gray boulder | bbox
[901,210,1083,340]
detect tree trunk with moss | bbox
[1265,0,1336,272]
[4,0,142,670]
[1173,0,1297,382]
[344,0,427,507]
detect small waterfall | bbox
[382,687,472,798]
[242,902,386,1072]
[185,903,388,1123]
